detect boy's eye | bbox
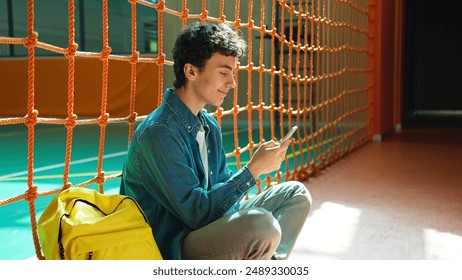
[221,72,235,77]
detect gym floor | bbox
[1,124,461,260]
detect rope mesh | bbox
[0,0,371,259]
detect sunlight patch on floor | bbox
[423,228,462,260]
[292,202,361,259]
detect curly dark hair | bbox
[172,22,247,89]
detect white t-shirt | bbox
[196,125,209,189]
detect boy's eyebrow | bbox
[219,65,234,71]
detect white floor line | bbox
[0,151,127,179]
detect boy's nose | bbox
[227,76,236,88]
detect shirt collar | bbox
[163,88,207,134]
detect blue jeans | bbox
[181,181,312,259]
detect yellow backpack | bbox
[38,187,162,260]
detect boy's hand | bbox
[246,140,290,179]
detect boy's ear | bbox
[184,63,198,81]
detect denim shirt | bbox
[120,88,257,260]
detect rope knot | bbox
[25,109,39,127]
[215,107,223,119]
[199,10,207,22]
[100,47,112,61]
[271,65,276,74]
[181,8,189,23]
[98,113,109,127]
[25,186,38,201]
[258,64,265,73]
[25,32,38,49]
[296,170,309,182]
[234,20,241,29]
[157,0,165,11]
[248,20,254,29]
[65,43,78,58]
[130,51,139,65]
[233,105,240,115]
[156,54,165,66]
[247,102,253,111]
[279,103,285,112]
[128,112,138,124]
[259,102,265,111]
[95,172,106,185]
[271,27,277,36]
[65,114,78,129]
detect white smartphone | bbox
[279,126,298,145]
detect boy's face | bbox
[189,52,237,108]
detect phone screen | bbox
[280,126,298,144]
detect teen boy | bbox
[120,22,311,260]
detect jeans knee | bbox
[241,208,281,259]
[239,208,282,243]
[285,181,313,214]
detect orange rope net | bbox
[0,0,371,260]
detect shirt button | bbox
[246,182,251,186]
[210,171,213,175]
[187,125,191,130]
[208,149,210,153]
